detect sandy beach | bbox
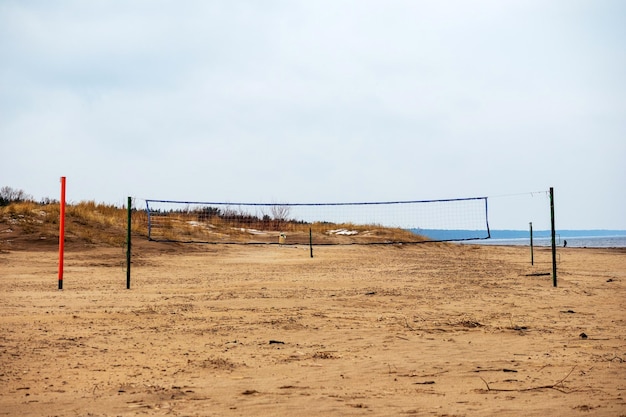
[1,242,625,416]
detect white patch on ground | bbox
[234,227,267,235]
[327,228,359,236]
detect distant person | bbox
[563,240,567,248]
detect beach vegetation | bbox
[0,187,427,248]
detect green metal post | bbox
[127,196,132,289]
[549,188,557,287]
[309,228,313,258]
[529,222,534,266]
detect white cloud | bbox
[1,0,625,228]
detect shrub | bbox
[0,186,33,206]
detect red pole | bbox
[58,177,66,290]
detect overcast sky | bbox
[1,0,625,230]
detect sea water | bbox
[470,235,626,248]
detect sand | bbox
[1,242,625,416]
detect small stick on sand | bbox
[479,366,577,394]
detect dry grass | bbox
[0,201,144,249]
[1,200,427,248]
[146,215,426,244]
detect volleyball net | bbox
[142,196,490,245]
